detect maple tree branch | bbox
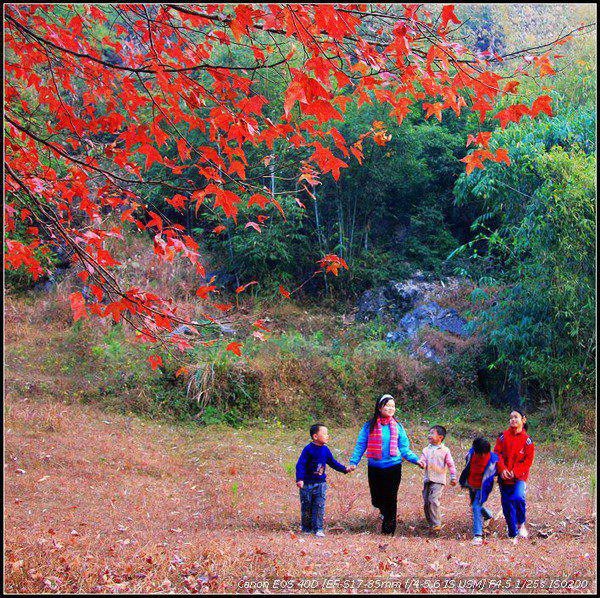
[5,114,195,193]
[6,162,225,336]
[6,14,290,74]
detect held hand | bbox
[450,479,457,486]
[500,470,513,481]
[417,460,426,469]
[296,480,304,488]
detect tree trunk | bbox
[336,183,344,259]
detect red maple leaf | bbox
[460,151,486,175]
[103,301,127,323]
[441,5,461,28]
[422,102,444,121]
[493,104,530,129]
[212,187,243,222]
[466,132,493,149]
[213,304,233,311]
[166,194,187,211]
[470,97,494,123]
[248,194,271,209]
[491,148,511,165]
[196,285,216,299]
[534,55,556,77]
[146,212,163,231]
[138,144,163,169]
[235,281,258,294]
[303,100,343,124]
[148,354,163,370]
[226,341,243,356]
[503,80,520,94]
[317,254,349,276]
[529,95,553,118]
[69,291,87,321]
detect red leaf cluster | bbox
[3,4,570,369]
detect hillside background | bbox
[5,4,596,442]
[4,5,597,593]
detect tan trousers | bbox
[423,481,445,527]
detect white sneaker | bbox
[509,536,518,545]
[315,530,325,537]
[471,536,483,546]
[517,524,528,538]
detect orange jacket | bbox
[494,427,535,483]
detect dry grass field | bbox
[4,392,596,594]
[4,296,596,593]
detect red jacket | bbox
[494,427,535,483]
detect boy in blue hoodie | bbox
[296,423,352,537]
[459,437,499,545]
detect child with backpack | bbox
[459,436,499,545]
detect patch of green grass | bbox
[231,481,239,507]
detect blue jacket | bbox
[459,449,499,503]
[296,442,347,483]
[350,420,420,468]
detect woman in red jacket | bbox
[494,410,535,543]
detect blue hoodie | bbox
[296,442,347,483]
[349,420,420,469]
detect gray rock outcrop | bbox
[385,301,470,344]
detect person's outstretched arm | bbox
[396,423,420,464]
[326,447,349,473]
[445,449,457,483]
[493,433,508,475]
[349,423,369,467]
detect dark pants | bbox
[299,482,327,533]
[368,463,402,535]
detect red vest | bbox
[467,451,490,489]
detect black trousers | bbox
[368,463,402,535]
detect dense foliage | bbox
[4,4,595,417]
[453,49,596,416]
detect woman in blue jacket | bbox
[349,394,423,535]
